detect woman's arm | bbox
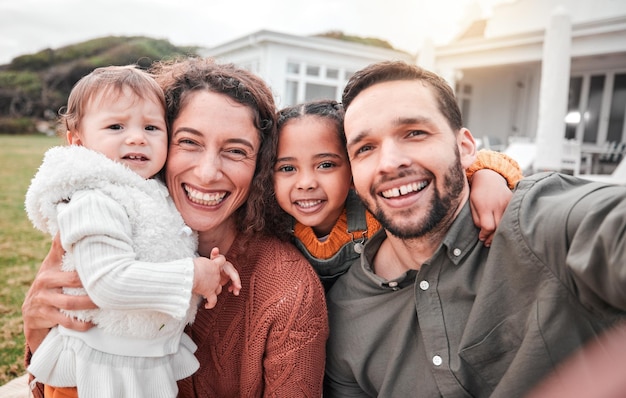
[22,235,95,353]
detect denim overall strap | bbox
[346,189,368,234]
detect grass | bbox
[0,134,64,385]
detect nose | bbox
[377,139,411,174]
[295,168,318,191]
[126,128,147,146]
[195,151,224,182]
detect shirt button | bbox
[453,248,462,256]
[419,280,429,290]
[432,355,443,366]
[388,281,398,288]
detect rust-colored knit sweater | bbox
[177,233,328,397]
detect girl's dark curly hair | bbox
[277,99,346,150]
[151,57,282,237]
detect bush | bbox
[0,117,38,134]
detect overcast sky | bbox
[0,0,510,65]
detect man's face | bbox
[344,80,476,239]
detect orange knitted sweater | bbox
[294,209,381,260]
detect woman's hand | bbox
[22,234,97,352]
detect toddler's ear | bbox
[66,130,82,145]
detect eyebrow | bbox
[347,115,432,149]
[172,127,257,150]
[347,130,370,150]
[276,152,344,163]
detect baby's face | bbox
[71,88,168,179]
[273,116,352,237]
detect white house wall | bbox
[432,0,626,162]
[460,65,540,146]
[486,0,626,38]
[202,30,414,108]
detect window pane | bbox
[607,73,626,143]
[306,65,320,76]
[304,83,336,101]
[461,98,470,125]
[327,68,339,79]
[583,75,605,144]
[565,77,583,139]
[285,80,298,106]
[287,62,300,74]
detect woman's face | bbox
[166,90,260,234]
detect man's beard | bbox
[369,149,466,239]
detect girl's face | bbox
[274,116,352,237]
[69,88,168,179]
[166,90,259,235]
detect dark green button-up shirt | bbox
[325,172,626,397]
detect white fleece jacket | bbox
[25,145,199,342]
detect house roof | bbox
[201,29,413,60]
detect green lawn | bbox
[0,134,64,384]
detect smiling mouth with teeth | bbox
[295,199,323,208]
[184,184,227,206]
[124,155,148,161]
[381,181,429,198]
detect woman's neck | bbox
[196,218,238,257]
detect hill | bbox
[0,36,200,134]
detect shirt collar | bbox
[441,201,480,266]
[360,202,479,288]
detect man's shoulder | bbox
[511,172,623,215]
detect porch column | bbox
[417,37,436,72]
[534,6,572,171]
[439,67,460,95]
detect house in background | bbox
[201,0,626,177]
[430,0,626,174]
[200,30,413,109]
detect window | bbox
[565,71,626,145]
[456,83,472,125]
[582,75,605,143]
[326,68,339,79]
[287,62,300,74]
[565,77,583,139]
[607,73,626,143]
[304,83,336,102]
[306,65,320,76]
[283,61,348,105]
[285,81,299,107]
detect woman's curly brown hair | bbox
[151,57,287,238]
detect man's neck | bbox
[373,231,443,280]
[372,194,468,281]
